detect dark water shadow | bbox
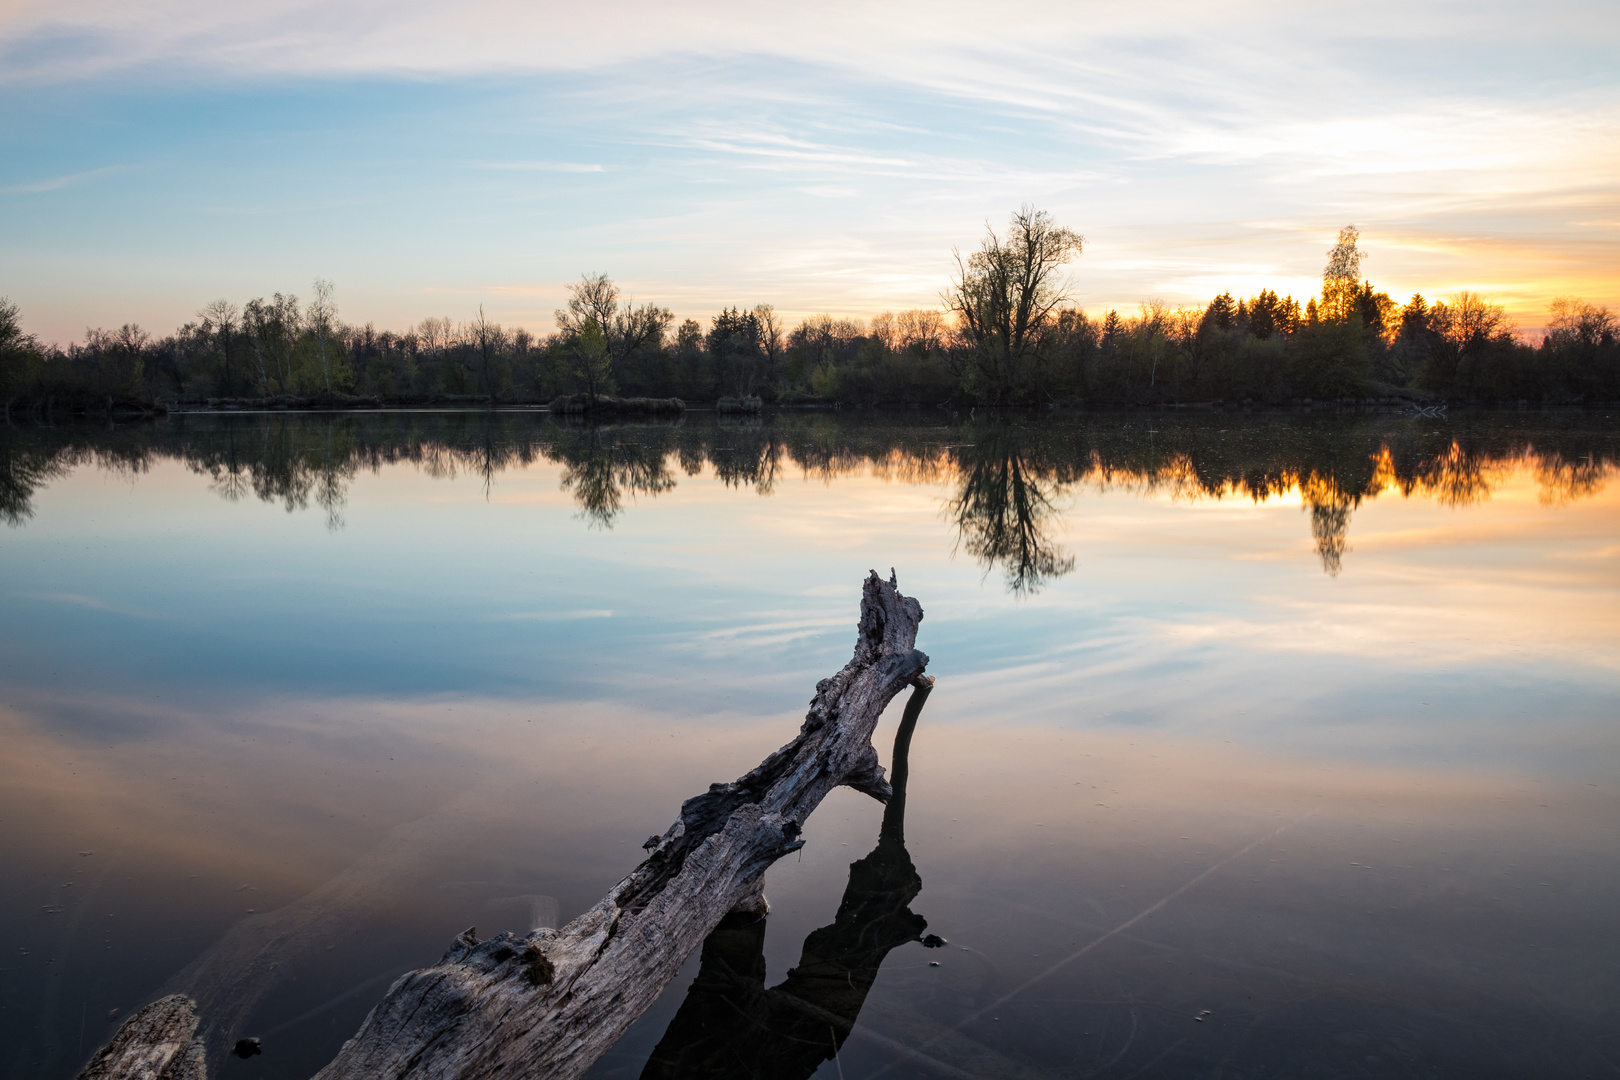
[639,682,933,1080]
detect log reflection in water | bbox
[640,681,933,1080]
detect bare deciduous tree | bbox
[1443,291,1512,347]
[241,299,272,394]
[261,293,300,393]
[0,298,41,418]
[1546,298,1615,349]
[557,273,672,395]
[895,308,947,354]
[417,316,454,354]
[462,305,508,401]
[754,303,785,385]
[943,206,1083,404]
[557,272,620,340]
[199,300,238,395]
[309,279,337,395]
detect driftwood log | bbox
[77,995,206,1080]
[86,570,929,1080]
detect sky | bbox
[2,0,1618,344]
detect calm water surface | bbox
[1,410,1617,1079]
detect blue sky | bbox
[2,0,1617,342]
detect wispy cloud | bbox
[0,0,1615,337]
[0,164,125,194]
[474,161,605,173]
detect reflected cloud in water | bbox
[2,412,1618,1080]
[1,408,1617,1075]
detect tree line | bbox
[2,210,1616,416]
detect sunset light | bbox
[2,0,1617,341]
[2,6,1617,1079]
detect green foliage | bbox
[289,329,355,395]
[571,318,614,398]
[1291,316,1372,398]
[1319,226,1364,322]
[554,273,674,398]
[809,360,841,399]
[0,298,44,409]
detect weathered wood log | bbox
[86,571,928,1080]
[77,995,206,1080]
[314,569,927,1079]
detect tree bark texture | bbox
[77,995,206,1080]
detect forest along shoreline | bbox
[3,213,1617,419]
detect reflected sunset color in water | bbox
[1,409,1616,1078]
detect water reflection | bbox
[642,682,932,1080]
[944,424,1074,595]
[550,423,678,528]
[3,411,1616,584]
[2,407,1617,1080]
[0,439,67,526]
[1298,477,1353,575]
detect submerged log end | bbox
[78,994,206,1080]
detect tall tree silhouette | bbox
[943,206,1083,404]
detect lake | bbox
[2,408,1617,1080]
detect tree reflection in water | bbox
[1535,450,1611,505]
[0,439,67,526]
[707,419,789,497]
[552,421,677,528]
[1296,476,1355,576]
[3,410,1617,581]
[946,423,1075,595]
[640,681,932,1080]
